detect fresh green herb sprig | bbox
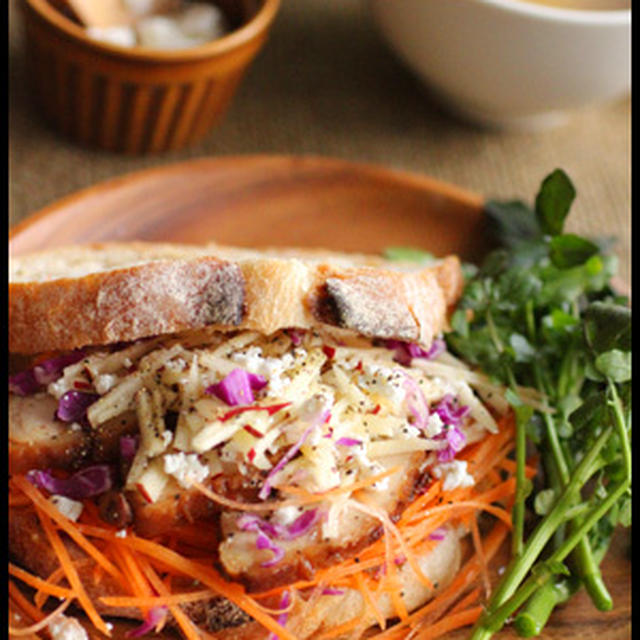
[443,169,631,639]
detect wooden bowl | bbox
[19,0,280,154]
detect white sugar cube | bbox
[86,25,138,47]
[178,3,228,41]
[136,15,200,49]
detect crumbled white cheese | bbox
[94,373,119,395]
[399,423,422,439]
[49,495,83,522]
[432,460,475,492]
[163,452,209,488]
[272,505,301,526]
[48,613,89,640]
[358,364,407,407]
[161,430,174,448]
[424,412,444,438]
[231,347,295,396]
[69,422,83,432]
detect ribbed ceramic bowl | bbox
[20,0,280,153]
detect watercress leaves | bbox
[534,169,576,236]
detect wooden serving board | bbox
[8,155,631,639]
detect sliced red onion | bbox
[429,527,447,540]
[335,437,362,447]
[238,509,319,541]
[436,427,467,462]
[120,435,139,461]
[267,591,291,640]
[27,465,113,500]
[432,394,470,428]
[384,338,445,365]
[287,329,305,346]
[321,588,345,596]
[258,409,330,500]
[287,508,319,538]
[126,606,168,638]
[403,374,429,431]
[9,351,86,396]
[9,369,41,396]
[56,391,99,425]
[33,350,86,386]
[257,532,286,567]
[206,369,267,407]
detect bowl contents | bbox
[59,0,230,49]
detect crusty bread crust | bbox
[8,505,462,639]
[9,242,464,355]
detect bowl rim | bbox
[474,0,631,24]
[23,0,281,61]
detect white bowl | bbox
[369,0,631,130]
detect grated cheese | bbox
[45,328,511,508]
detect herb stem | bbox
[469,426,612,640]
[481,469,629,633]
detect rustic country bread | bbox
[9,242,464,355]
[8,504,462,639]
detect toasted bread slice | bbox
[9,242,464,355]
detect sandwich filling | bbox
[9,328,525,637]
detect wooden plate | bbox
[8,155,630,639]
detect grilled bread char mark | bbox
[9,242,463,355]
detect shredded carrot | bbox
[35,507,111,636]
[412,606,483,640]
[470,517,491,599]
[34,565,77,609]
[277,466,403,502]
[356,572,386,631]
[190,465,401,514]
[137,558,200,640]
[11,477,125,584]
[8,597,72,637]
[100,589,216,608]
[447,587,481,616]
[9,564,73,601]
[9,580,45,625]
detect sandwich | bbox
[9,242,521,640]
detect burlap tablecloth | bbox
[9,0,631,283]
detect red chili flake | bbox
[244,425,264,438]
[370,405,381,415]
[322,345,336,359]
[73,380,92,390]
[247,449,256,463]
[324,412,332,424]
[354,361,363,372]
[221,402,292,422]
[136,483,153,504]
